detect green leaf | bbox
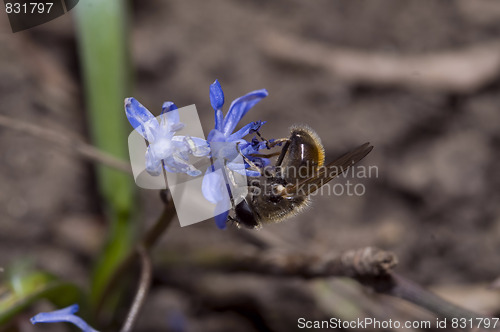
[0,268,82,326]
[74,0,137,310]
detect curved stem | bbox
[96,190,176,316]
[120,245,152,332]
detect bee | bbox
[227,125,373,229]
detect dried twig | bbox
[160,246,396,278]
[261,32,500,93]
[227,246,398,278]
[161,246,486,321]
[384,273,482,321]
[120,244,153,332]
[0,114,132,174]
[96,190,176,316]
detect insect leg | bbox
[249,151,282,158]
[275,140,290,168]
[255,130,288,149]
[236,142,264,175]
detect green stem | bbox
[74,0,136,310]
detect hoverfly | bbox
[227,125,373,229]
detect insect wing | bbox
[284,142,373,196]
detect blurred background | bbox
[0,0,499,331]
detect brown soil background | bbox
[0,1,499,331]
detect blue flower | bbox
[125,98,210,176]
[30,304,99,332]
[202,80,269,229]
[238,137,273,172]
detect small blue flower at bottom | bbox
[203,80,271,229]
[30,304,99,332]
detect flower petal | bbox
[30,304,99,332]
[166,153,202,176]
[209,79,225,112]
[125,98,158,141]
[226,160,246,170]
[201,164,232,229]
[201,168,225,204]
[245,169,261,177]
[214,200,230,229]
[145,146,163,176]
[207,128,226,143]
[215,109,224,132]
[186,168,202,176]
[182,136,210,157]
[227,121,265,141]
[222,89,268,136]
[162,101,178,112]
[210,140,241,164]
[161,101,184,132]
[210,80,225,131]
[227,160,262,177]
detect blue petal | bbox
[227,121,264,141]
[215,109,224,132]
[250,156,271,168]
[183,136,210,157]
[214,205,231,229]
[125,98,158,141]
[201,169,225,204]
[226,160,246,170]
[162,101,178,112]
[222,89,268,136]
[210,140,241,163]
[245,169,261,177]
[209,79,225,111]
[172,136,209,157]
[30,304,99,332]
[161,101,184,132]
[186,169,202,176]
[166,154,202,176]
[145,146,163,176]
[239,137,273,159]
[214,199,230,229]
[239,142,260,156]
[227,159,262,177]
[207,129,226,143]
